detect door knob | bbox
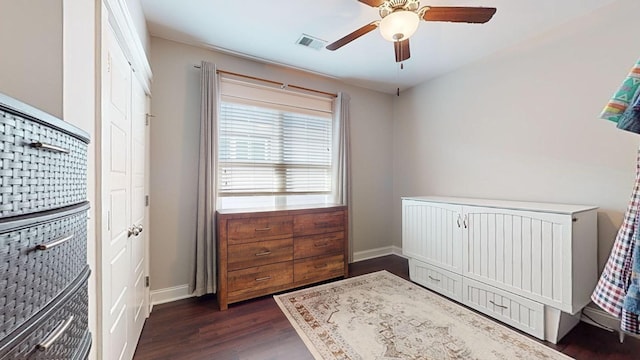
[128,226,140,238]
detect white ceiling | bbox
[140,0,617,93]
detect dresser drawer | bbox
[294,254,344,285]
[228,238,293,271]
[293,211,344,236]
[228,216,292,244]
[0,109,88,218]
[462,277,545,339]
[294,232,344,259]
[0,270,89,359]
[0,204,88,339]
[228,262,293,299]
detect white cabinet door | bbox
[402,200,462,274]
[462,205,570,310]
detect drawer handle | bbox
[314,263,328,269]
[428,276,441,282]
[489,300,508,310]
[35,234,73,251]
[37,315,74,351]
[30,141,70,154]
[255,251,272,256]
[314,242,330,248]
[255,227,271,232]
[255,276,271,282]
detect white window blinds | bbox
[218,77,334,197]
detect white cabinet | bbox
[402,196,598,344]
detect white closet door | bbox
[129,71,149,346]
[101,23,149,360]
[102,24,132,360]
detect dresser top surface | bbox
[217,203,346,217]
[402,196,598,215]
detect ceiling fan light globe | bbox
[379,10,420,42]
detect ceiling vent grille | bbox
[296,34,327,50]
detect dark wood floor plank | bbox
[133,255,639,359]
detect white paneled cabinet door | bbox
[402,200,462,274]
[102,24,149,360]
[462,206,569,310]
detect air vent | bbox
[296,34,327,50]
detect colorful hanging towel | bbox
[601,59,640,123]
[617,89,640,134]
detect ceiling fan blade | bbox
[357,0,386,7]
[422,7,497,24]
[326,21,379,51]
[394,39,410,63]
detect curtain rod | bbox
[193,65,337,98]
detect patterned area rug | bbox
[274,271,572,360]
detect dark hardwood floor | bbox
[134,255,640,359]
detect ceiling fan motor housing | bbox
[379,0,420,18]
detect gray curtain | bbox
[191,61,218,296]
[333,92,353,262]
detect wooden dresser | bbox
[0,93,91,359]
[217,205,348,310]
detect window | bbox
[217,77,334,209]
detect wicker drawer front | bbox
[294,232,344,259]
[228,238,293,271]
[0,276,89,360]
[0,110,88,218]
[228,216,292,244]
[293,211,344,236]
[294,254,344,285]
[0,207,88,338]
[228,262,293,298]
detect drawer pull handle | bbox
[314,242,329,248]
[255,276,271,282]
[255,251,272,256]
[30,141,70,154]
[314,263,328,269]
[255,227,271,232]
[37,315,74,351]
[428,276,441,282]
[489,300,508,310]
[35,234,73,251]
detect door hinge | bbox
[145,195,149,207]
[145,276,150,287]
[145,113,155,126]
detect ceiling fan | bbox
[326,0,497,62]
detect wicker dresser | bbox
[0,93,91,359]
[217,205,348,310]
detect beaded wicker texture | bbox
[0,210,87,339]
[0,276,89,360]
[0,109,88,218]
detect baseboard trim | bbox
[352,246,406,262]
[150,284,194,306]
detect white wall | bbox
[63,1,97,358]
[392,0,640,272]
[148,37,394,291]
[0,0,63,117]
